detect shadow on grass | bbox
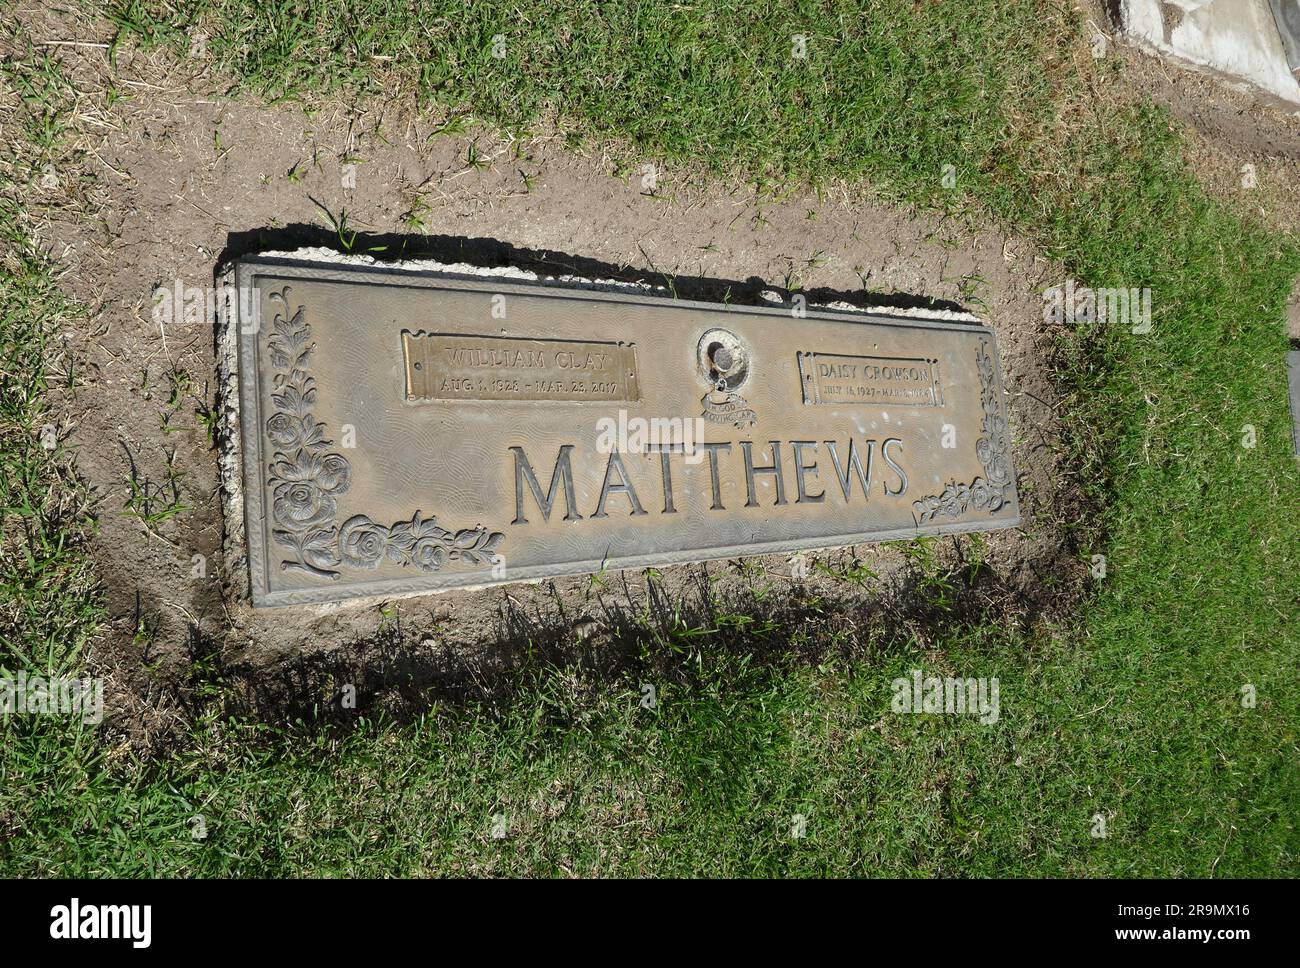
[189,539,1068,736]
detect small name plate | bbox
[229,259,1020,606]
[402,332,639,402]
[798,352,944,408]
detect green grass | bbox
[1,1,1297,875]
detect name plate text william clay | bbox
[230,260,1019,606]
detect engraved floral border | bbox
[264,287,503,581]
[912,338,1013,525]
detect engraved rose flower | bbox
[410,538,447,572]
[271,449,351,530]
[338,515,388,569]
[272,481,331,529]
[940,490,964,518]
[385,511,452,572]
[267,412,329,450]
[272,478,334,530]
[266,413,300,447]
[317,453,351,492]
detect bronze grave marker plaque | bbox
[228,258,1019,606]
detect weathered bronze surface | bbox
[231,258,1020,606]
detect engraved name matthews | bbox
[508,437,910,523]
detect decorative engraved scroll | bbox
[912,339,1012,524]
[264,288,503,580]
